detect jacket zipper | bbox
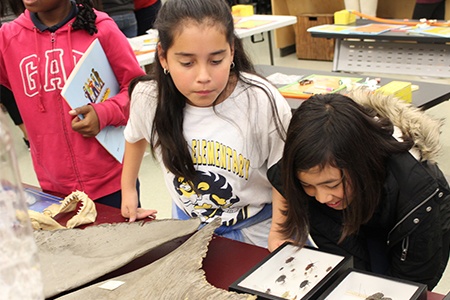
[51,31,85,190]
[388,187,439,243]
[401,236,409,261]
[387,188,439,261]
[387,187,439,252]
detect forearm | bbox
[121,139,148,192]
[121,138,159,221]
[272,187,287,231]
[268,188,290,251]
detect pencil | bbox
[280,92,312,99]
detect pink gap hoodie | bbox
[0,9,146,199]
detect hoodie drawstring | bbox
[68,23,75,71]
[33,26,45,112]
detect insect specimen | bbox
[326,266,332,272]
[365,292,392,300]
[305,261,316,271]
[285,256,295,263]
[281,291,290,298]
[275,275,286,284]
[299,279,310,289]
[304,261,317,275]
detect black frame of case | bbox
[317,268,428,300]
[229,242,353,300]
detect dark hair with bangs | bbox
[129,0,286,184]
[280,93,413,246]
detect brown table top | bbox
[32,188,444,300]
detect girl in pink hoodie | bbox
[0,0,146,208]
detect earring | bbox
[230,62,235,69]
[163,68,170,75]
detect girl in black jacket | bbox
[268,91,450,289]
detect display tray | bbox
[229,242,353,300]
[317,268,428,300]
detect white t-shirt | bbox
[125,72,292,247]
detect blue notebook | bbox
[61,38,125,163]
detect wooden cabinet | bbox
[271,0,450,51]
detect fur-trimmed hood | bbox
[345,88,444,162]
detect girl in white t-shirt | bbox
[121,0,292,247]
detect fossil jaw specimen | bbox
[29,190,97,230]
[35,218,203,298]
[55,218,255,300]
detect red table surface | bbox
[35,195,444,300]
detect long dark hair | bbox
[129,0,285,184]
[72,0,98,35]
[280,94,413,245]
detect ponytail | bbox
[72,0,98,35]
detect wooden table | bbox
[44,201,445,299]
